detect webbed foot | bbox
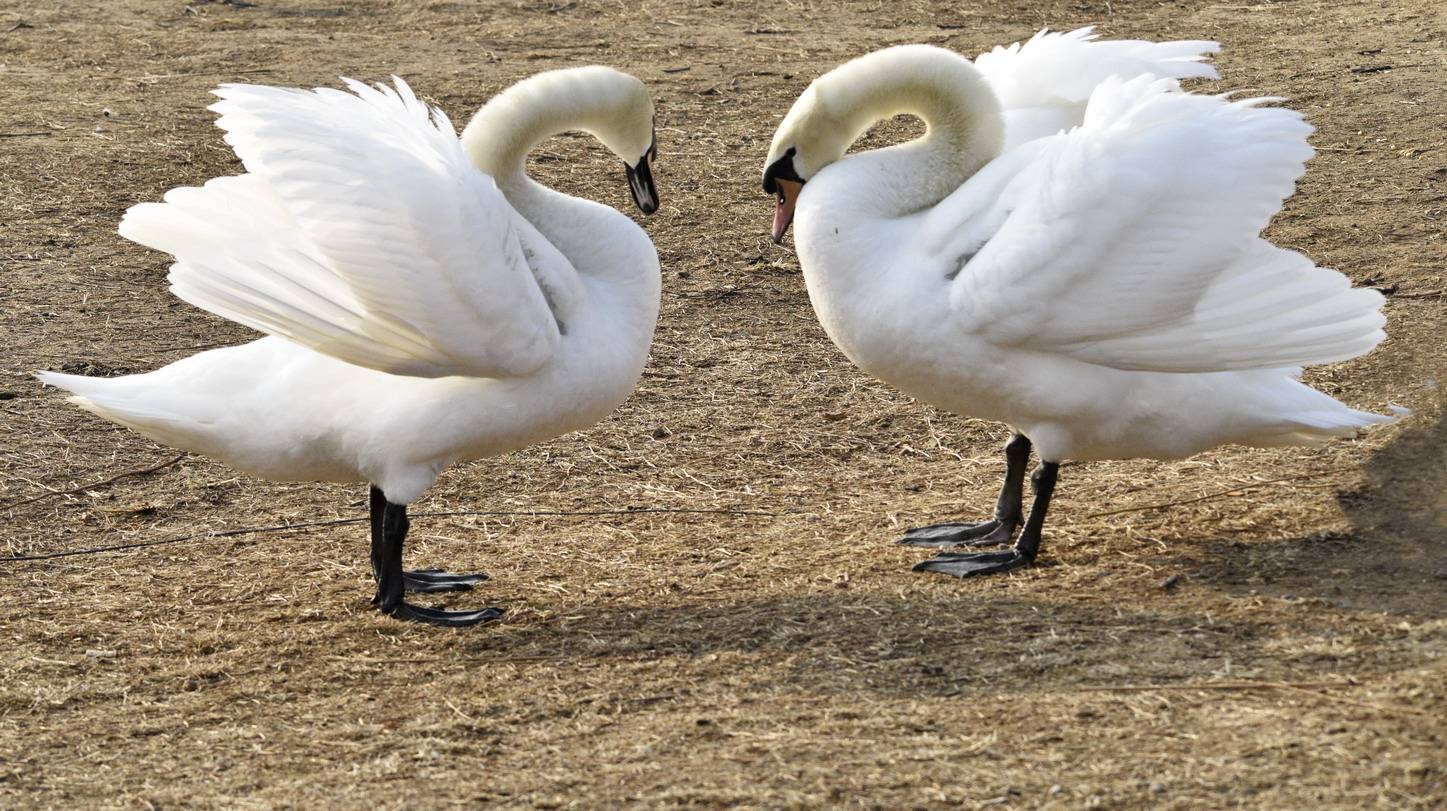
[899,519,1014,548]
[404,567,489,593]
[913,548,1033,578]
[385,602,505,628]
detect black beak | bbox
[625,136,658,215]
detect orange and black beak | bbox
[770,180,802,244]
[625,134,658,215]
[763,147,804,244]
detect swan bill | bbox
[625,136,659,214]
[763,147,805,243]
[771,179,802,244]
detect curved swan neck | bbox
[460,67,652,186]
[780,45,1005,215]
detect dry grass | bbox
[1,0,1444,808]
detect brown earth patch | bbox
[1,0,1443,807]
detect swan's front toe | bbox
[386,602,505,628]
[403,568,489,593]
[913,548,1033,578]
[898,519,1014,548]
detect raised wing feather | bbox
[947,76,1385,373]
[123,77,561,379]
[975,27,1219,148]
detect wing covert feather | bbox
[151,77,562,378]
[946,76,1383,373]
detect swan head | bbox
[762,82,845,243]
[763,45,1004,243]
[558,66,659,215]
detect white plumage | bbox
[762,31,1392,576]
[974,26,1220,148]
[141,78,564,380]
[934,78,1383,378]
[40,69,662,624]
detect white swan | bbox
[762,34,1391,577]
[38,68,662,625]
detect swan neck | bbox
[459,67,650,189]
[821,47,1004,214]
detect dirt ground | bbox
[1,0,1444,807]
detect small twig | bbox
[1271,684,1427,718]
[418,507,778,519]
[0,131,50,138]
[134,341,236,359]
[1079,680,1348,692]
[0,506,780,562]
[1082,473,1324,519]
[442,698,473,722]
[1079,680,1425,718]
[1350,63,1427,74]
[0,453,187,511]
[1,517,363,562]
[335,656,451,664]
[1394,289,1443,299]
[331,651,662,665]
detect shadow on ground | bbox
[1182,408,1446,617]
[414,586,1407,702]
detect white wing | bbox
[943,76,1385,373]
[975,27,1219,148]
[119,77,563,379]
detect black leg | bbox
[914,461,1059,578]
[370,488,503,627]
[369,485,488,596]
[899,433,1031,548]
[369,485,386,602]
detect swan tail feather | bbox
[34,371,199,447]
[1237,370,1400,448]
[1257,407,1396,447]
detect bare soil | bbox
[1,1,1444,808]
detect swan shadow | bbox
[450,587,1359,700]
[426,414,1447,695]
[1176,408,1446,618]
